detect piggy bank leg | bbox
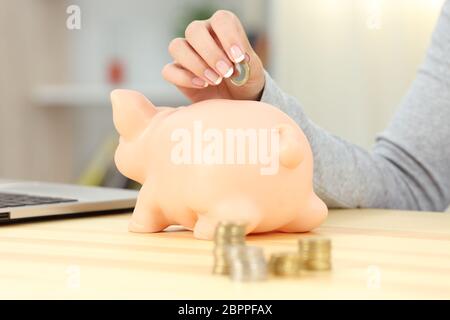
[193,198,262,240]
[193,215,217,240]
[129,183,170,233]
[279,193,328,233]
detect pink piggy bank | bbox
[111,89,327,240]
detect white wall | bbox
[0,0,71,182]
[270,0,445,148]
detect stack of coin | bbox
[227,245,268,282]
[268,252,304,277]
[299,237,332,271]
[212,222,246,275]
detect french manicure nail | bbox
[230,45,245,63]
[192,77,208,87]
[204,68,222,85]
[216,60,233,78]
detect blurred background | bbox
[0,0,445,188]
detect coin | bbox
[230,61,250,86]
[299,237,332,271]
[306,260,332,271]
[269,252,304,277]
[228,245,267,282]
[212,222,247,275]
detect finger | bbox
[168,37,222,86]
[184,20,234,79]
[209,10,253,64]
[161,62,208,89]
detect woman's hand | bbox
[162,10,265,103]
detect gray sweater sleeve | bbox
[260,1,450,211]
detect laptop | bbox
[0,179,137,223]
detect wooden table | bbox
[0,209,449,299]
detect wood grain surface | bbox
[0,209,449,299]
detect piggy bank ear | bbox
[276,123,305,169]
[110,89,157,140]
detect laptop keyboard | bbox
[0,192,77,208]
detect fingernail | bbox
[230,45,245,63]
[192,77,208,87]
[216,60,233,78]
[204,69,222,85]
